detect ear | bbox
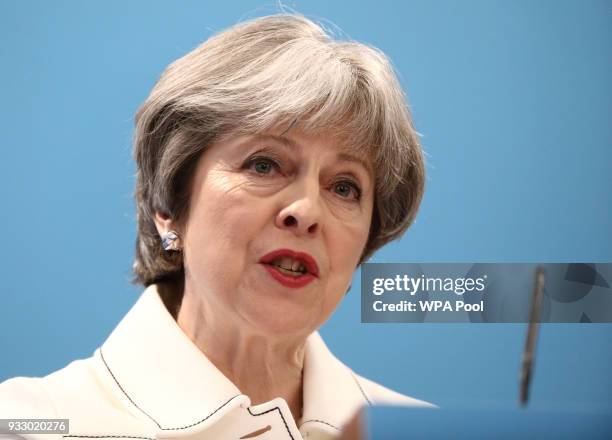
[154,211,175,237]
[154,211,182,251]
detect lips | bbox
[259,249,319,288]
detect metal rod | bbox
[519,266,546,407]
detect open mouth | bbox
[259,249,319,288]
[270,256,308,277]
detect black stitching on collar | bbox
[299,419,341,431]
[247,406,296,440]
[100,348,161,429]
[351,372,372,406]
[99,346,364,436]
[161,394,243,430]
[100,347,243,431]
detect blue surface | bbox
[367,406,612,439]
[1,0,610,413]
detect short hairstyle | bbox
[132,13,425,289]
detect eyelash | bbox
[243,156,281,175]
[242,155,362,202]
[332,179,362,201]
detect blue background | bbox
[1,0,610,412]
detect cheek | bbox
[326,220,371,294]
[336,204,372,262]
[183,174,267,284]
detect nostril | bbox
[284,215,297,227]
[307,224,317,234]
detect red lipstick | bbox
[259,249,319,289]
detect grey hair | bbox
[132,13,425,288]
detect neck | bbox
[176,286,305,422]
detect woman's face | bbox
[178,128,374,337]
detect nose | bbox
[275,180,321,236]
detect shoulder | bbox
[0,351,154,437]
[352,373,436,408]
[307,331,436,410]
[0,375,63,440]
[0,375,59,418]
[0,356,100,411]
[0,356,103,416]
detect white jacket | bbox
[0,285,432,439]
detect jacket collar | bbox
[100,285,369,437]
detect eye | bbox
[332,180,361,201]
[243,156,280,175]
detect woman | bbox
[0,13,431,440]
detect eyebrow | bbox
[252,134,373,179]
[336,152,374,179]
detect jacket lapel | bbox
[300,332,370,436]
[100,285,247,433]
[100,285,369,439]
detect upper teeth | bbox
[272,257,307,273]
